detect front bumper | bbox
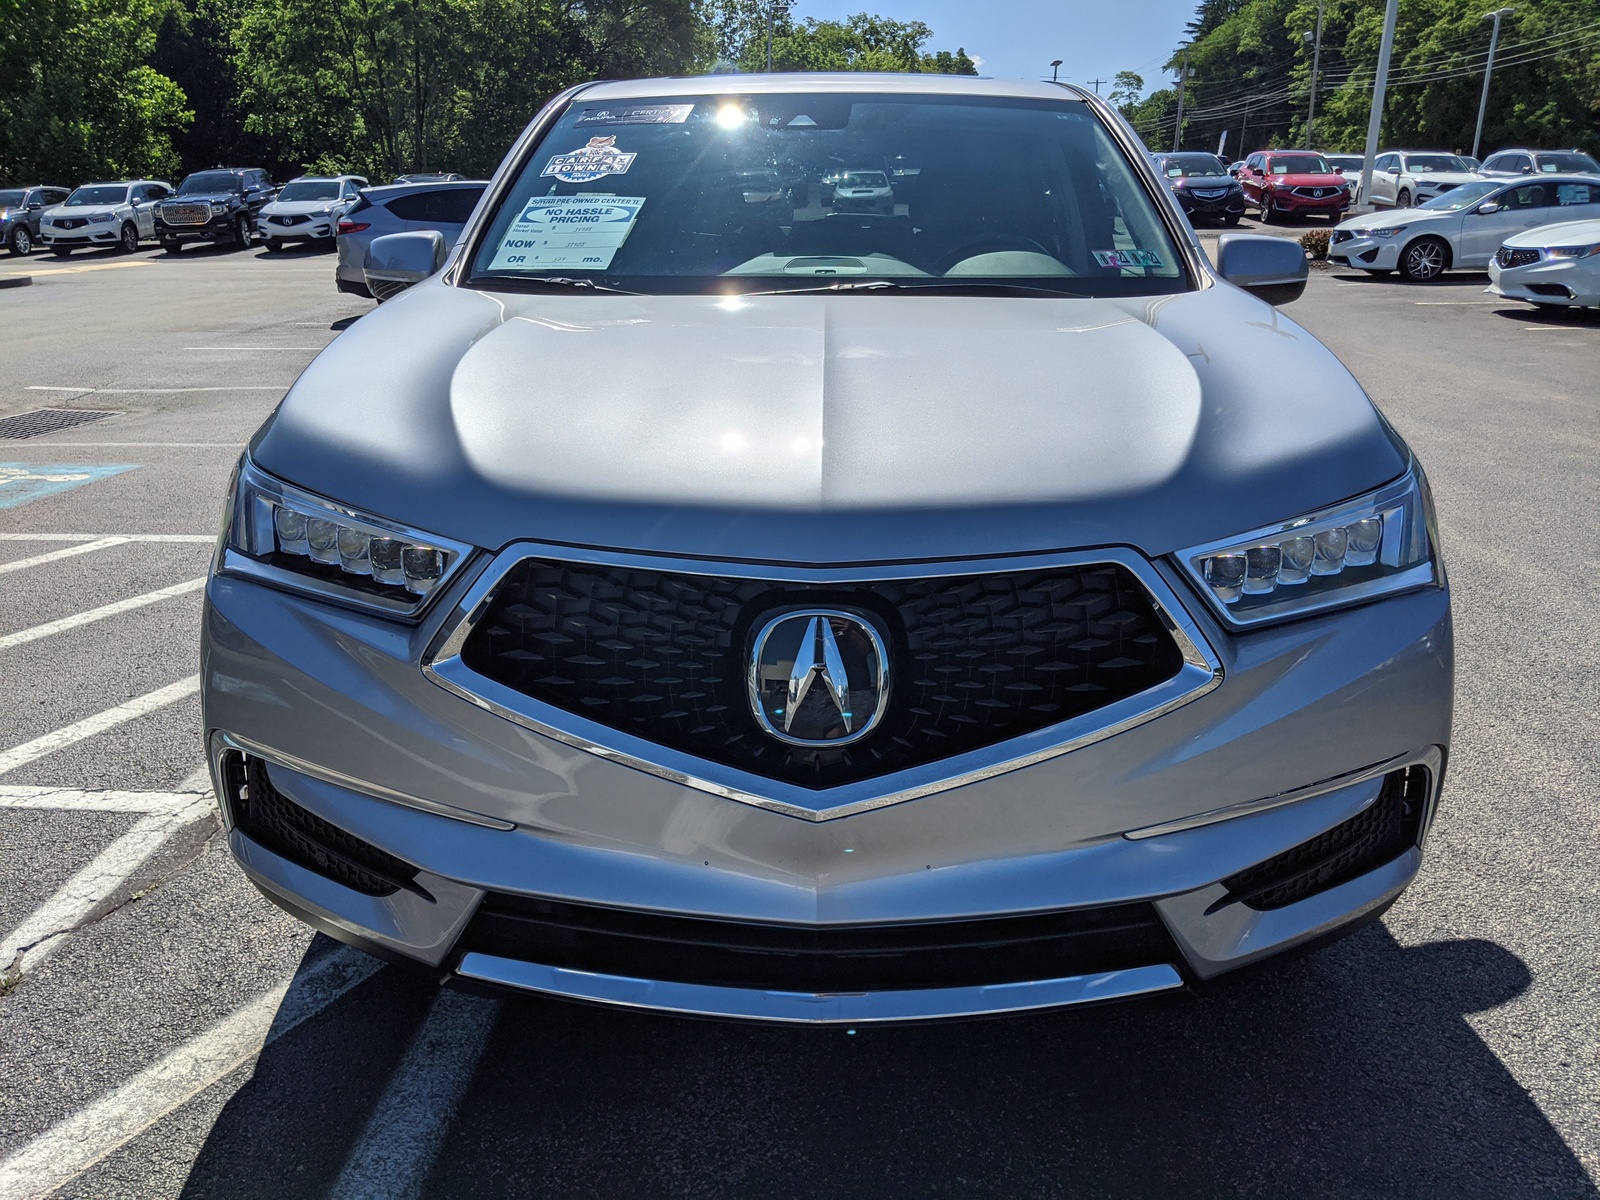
[156,213,240,242]
[41,224,119,246]
[202,553,1452,1022]
[261,216,336,242]
[1487,257,1598,306]
[1175,192,1246,220]
[1328,235,1402,271]
[1264,192,1349,216]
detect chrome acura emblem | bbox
[748,610,889,747]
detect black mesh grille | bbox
[459,894,1182,993]
[1497,247,1540,269]
[459,559,1186,789]
[225,753,425,898]
[0,408,119,439]
[1214,767,1429,913]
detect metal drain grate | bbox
[0,408,120,440]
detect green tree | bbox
[723,10,976,74]
[0,0,192,184]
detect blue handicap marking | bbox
[0,463,139,509]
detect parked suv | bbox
[1237,151,1350,222]
[333,180,486,297]
[155,168,277,252]
[258,175,367,251]
[39,181,171,255]
[0,185,70,255]
[1479,149,1600,177]
[1367,151,1481,208]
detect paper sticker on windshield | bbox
[1093,249,1164,269]
[486,196,645,272]
[574,104,693,128]
[541,136,637,184]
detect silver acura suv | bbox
[204,75,1452,1025]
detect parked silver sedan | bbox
[333,179,486,297]
[206,74,1451,1026]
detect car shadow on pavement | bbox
[175,924,1596,1199]
[1491,304,1600,327]
[1330,271,1492,288]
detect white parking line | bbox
[15,442,244,448]
[26,385,284,394]
[183,346,325,352]
[0,533,213,543]
[0,537,128,575]
[0,793,212,977]
[0,676,201,776]
[0,946,384,1200]
[0,784,206,813]
[331,990,500,1200]
[0,577,205,651]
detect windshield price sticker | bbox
[1092,249,1164,269]
[487,196,645,271]
[541,136,637,184]
[574,104,693,128]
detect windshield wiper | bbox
[739,280,1089,298]
[472,275,639,295]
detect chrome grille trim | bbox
[422,543,1224,822]
[161,203,212,226]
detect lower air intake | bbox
[221,752,425,898]
[1214,766,1430,913]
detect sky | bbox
[792,0,1199,94]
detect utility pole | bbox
[1050,59,1062,82]
[1171,45,1190,153]
[766,0,775,72]
[1473,8,1516,160]
[1358,0,1399,207]
[1088,77,1105,94]
[1303,0,1326,146]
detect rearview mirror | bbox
[365,230,447,301]
[1215,232,1308,305]
[1476,202,1501,215]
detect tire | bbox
[50,245,72,257]
[263,237,283,252]
[162,239,182,255]
[1398,236,1450,282]
[119,222,139,254]
[1396,188,1412,208]
[1260,205,1276,224]
[234,214,254,249]
[8,226,31,255]
[1224,214,1241,226]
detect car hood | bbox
[264,200,339,216]
[1502,217,1600,248]
[1338,208,1455,234]
[164,192,239,206]
[1408,171,1480,186]
[253,282,1406,563]
[1268,173,1346,187]
[48,204,123,218]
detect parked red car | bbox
[1237,150,1351,223]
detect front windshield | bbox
[1326,157,1361,170]
[65,186,129,206]
[469,92,1185,296]
[1270,156,1332,175]
[0,190,26,208]
[1403,154,1468,173]
[1164,156,1225,177]
[277,181,341,202]
[1418,181,1499,211]
[178,171,241,195]
[1538,152,1600,173]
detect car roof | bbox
[363,180,489,201]
[576,73,1091,103]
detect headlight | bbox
[221,457,475,617]
[1365,226,1407,238]
[1175,467,1440,628]
[89,212,114,223]
[211,201,229,212]
[1545,242,1600,259]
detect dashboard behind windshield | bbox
[178,172,241,195]
[468,92,1186,296]
[66,186,128,206]
[278,182,341,202]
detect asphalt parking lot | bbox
[0,229,1596,1199]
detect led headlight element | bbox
[1545,243,1600,260]
[1178,468,1440,627]
[223,457,473,616]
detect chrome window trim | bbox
[454,953,1185,1024]
[421,542,1223,822]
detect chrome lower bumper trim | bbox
[454,954,1185,1023]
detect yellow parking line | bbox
[1,260,153,278]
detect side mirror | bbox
[1476,202,1501,215]
[1215,232,1308,305]
[364,230,447,300]
[26,199,42,210]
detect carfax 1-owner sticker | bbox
[486,196,646,271]
[541,136,637,183]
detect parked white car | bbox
[1329,176,1600,281]
[1487,216,1600,309]
[39,180,171,255]
[258,175,367,251]
[1367,152,1481,209]
[830,169,894,214]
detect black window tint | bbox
[1502,184,1548,209]
[386,187,484,224]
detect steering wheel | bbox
[935,235,1056,275]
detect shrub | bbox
[1299,229,1331,260]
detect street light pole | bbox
[766,0,776,72]
[1473,8,1516,160]
[1171,45,1190,153]
[1304,0,1326,146]
[1358,0,1399,207]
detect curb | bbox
[0,275,32,290]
